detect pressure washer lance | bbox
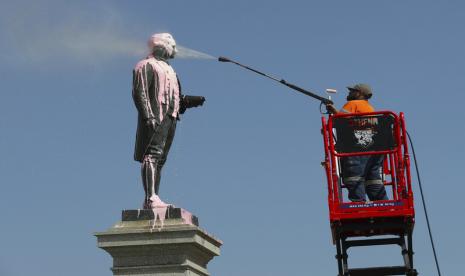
[218,56,333,105]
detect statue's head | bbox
[148,33,177,60]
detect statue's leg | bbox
[154,164,162,195]
[154,117,177,194]
[141,116,177,207]
[141,155,159,208]
[141,118,168,208]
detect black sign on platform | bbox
[333,114,397,153]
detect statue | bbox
[132,33,205,209]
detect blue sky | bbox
[1,1,464,275]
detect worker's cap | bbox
[347,83,373,98]
[148,33,177,57]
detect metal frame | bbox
[333,217,417,275]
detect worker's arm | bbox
[326,101,355,114]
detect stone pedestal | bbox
[95,207,222,276]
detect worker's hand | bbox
[145,118,158,130]
[326,104,337,114]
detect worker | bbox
[326,84,388,202]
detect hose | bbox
[407,131,442,276]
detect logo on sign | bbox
[354,128,376,148]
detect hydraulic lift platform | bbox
[321,111,418,276]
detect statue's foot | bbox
[143,195,169,209]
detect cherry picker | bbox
[322,111,418,275]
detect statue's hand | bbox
[180,95,206,114]
[145,118,158,130]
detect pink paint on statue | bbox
[133,33,181,123]
[148,33,177,57]
[180,209,194,225]
[146,195,196,227]
[147,195,169,227]
[149,59,180,119]
[133,60,155,118]
[133,55,180,123]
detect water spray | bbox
[218,56,333,105]
[176,45,216,60]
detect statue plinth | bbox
[95,206,222,276]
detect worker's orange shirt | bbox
[340,100,374,114]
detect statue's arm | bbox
[177,76,206,114]
[132,63,158,122]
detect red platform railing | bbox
[321,111,415,223]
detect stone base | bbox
[122,206,199,226]
[95,208,222,276]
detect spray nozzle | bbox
[218,56,231,62]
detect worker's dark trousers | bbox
[342,155,388,202]
[142,115,177,202]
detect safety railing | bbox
[321,111,415,220]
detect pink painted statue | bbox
[132,33,205,209]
